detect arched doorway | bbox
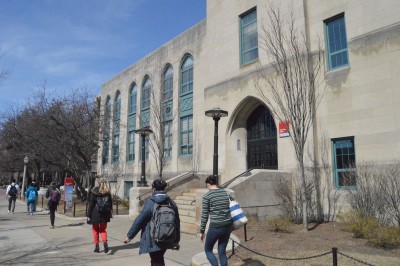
[247,105,278,169]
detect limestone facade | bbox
[98,0,400,211]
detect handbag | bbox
[225,190,248,230]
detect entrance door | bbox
[247,106,278,169]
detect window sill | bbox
[240,58,259,68]
[325,65,350,78]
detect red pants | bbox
[92,223,108,245]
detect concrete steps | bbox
[175,189,206,235]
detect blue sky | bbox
[0,0,206,112]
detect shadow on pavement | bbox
[58,222,85,228]
[108,241,140,255]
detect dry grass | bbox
[228,221,400,266]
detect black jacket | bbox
[87,187,112,224]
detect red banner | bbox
[279,121,290,138]
[64,177,75,186]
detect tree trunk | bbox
[299,157,309,231]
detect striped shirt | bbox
[200,188,232,234]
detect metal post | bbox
[213,117,220,183]
[135,127,152,187]
[332,247,338,266]
[21,156,28,199]
[231,239,235,256]
[205,108,228,185]
[73,202,76,217]
[140,134,146,186]
[244,223,248,242]
[116,201,119,215]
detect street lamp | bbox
[205,107,228,184]
[21,156,28,199]
[135,127,153,187]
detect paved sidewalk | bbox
[0,189,205,266]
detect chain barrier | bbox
[338,251,376,266]
[231,239,332,261]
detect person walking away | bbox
[25,182,38,215]
[87,178,113,253]
[123,179,180,266]
[200,176,232,266]
[45,182,61,228]
[6,179,20,214]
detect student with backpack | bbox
[45,182,61,228]
[123,179,180,266]
[25,182,38,215]
[6,179,20,214]
[87,178,113,253]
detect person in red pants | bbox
[87,178,113,253]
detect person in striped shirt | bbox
[200,175,232,266]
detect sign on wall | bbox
[279,121,290,138]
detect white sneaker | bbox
[8,210,10,214]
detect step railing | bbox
[220,168,253,188]
[136,171,195,200]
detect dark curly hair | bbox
[205,175,217,185]
[152,179,167,191]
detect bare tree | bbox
[189,125,202,173]
[146,76,177,180]
[254,2,325,230]
[103,163,124,199]
[0,88,101,200]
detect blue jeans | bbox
[27,200,36,213]
[204,223,232,266]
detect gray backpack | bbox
[150,200,178,244]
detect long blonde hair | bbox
[98,178,110,194]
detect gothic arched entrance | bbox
[247,105,278,169]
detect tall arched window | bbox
[141,76,152,159]
[163,65,173,157]
[179,55,193,155]
[181,56,193,95]
[163,65,173,102]
[112,91,121,163]
[102,96,112,164]
[141,77,151,117]
[127,84,137,162]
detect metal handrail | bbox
[220,168,253,188]
[136,171,195,200]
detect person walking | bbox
[45,182,61,228]
[200,176,232,266]
[25,182,38,215]
[87,178,113,253]
[123,179,180,266]
[6,179,20,214]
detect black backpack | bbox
[150,200,178,244]
[8,185,17,198]
[96,195,112,212]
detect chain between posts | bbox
[231,239,332,261]
[338,251,376,266]
[231,239,376,265]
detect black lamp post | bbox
[21,155,28,198]
[135,127,153,187]
[205,107,228,184]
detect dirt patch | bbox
[228,221,400,266]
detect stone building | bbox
[98,0,400,219]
